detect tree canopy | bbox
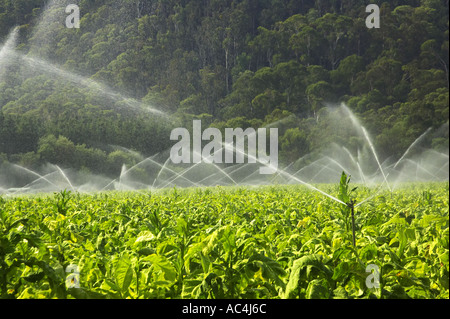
[0,0,448,175]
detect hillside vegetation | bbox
[0,0,448,175]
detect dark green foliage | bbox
[0,0,448,173]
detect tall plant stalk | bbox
[338,172,357,247]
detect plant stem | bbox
[349,200,356,247]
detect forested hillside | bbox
[0,0,448,175]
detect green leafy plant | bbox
[54,190,72,216]
[337,172,358,247]
[0,183,448,299]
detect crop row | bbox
[0,183,448,299]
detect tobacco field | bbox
[0,182,448,299]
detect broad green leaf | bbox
[383,215,408,227]
[333,286,349,299]
[332,261,349,281]
[248,253,286,288]
[134,230,155,243]
[438,251,449,266]
[306,279,330,299]
[22,271,45,283]
[102,278,120,292]
[115,255,134,292]
[137,247,155,256]
[181,279,203,298]
[360,243,378,261]
[284,254,330,299]
[6,218,29,232]
[419,215,448,227]
[176,217,188,237]
[157,241,179,256]
[200,252,211,273]
[84,240,95,252]
[143,254,177,282]
[202,229,220,255]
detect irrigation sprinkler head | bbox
[346,199,357,209]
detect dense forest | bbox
[0,0,448,176]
